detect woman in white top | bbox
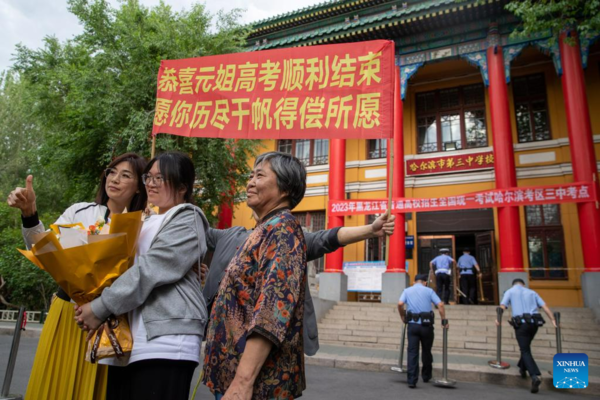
[76,151,209,400]
[6,152,147,400]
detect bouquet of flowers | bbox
[18,211,144,363]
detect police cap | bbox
[415,273,429,282]
[439,248,450,253]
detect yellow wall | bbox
[231,48,600,307]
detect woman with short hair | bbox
[202,151,308,400]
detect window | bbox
[365,215,386,261]
[367,139,387,159]
[513,74,551,142]
[277,139,329,166]
[416,84,487,153]
[525,204,567,280]
[294,211,327,274]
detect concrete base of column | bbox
[498,272,529,300]
[381,272,409,304]
[581,272,600,321]
[318,273,348,302]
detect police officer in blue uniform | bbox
[398,273,447,388]
[498,279,557,393]
[430,248,455,304]
[457,248,481,304]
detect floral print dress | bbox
[202,208,307,400]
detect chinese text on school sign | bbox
[152,40,395,140]
[328,182,597,216]
[406,151,494,176]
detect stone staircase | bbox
[318,302,600,365]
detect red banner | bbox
[329,182,597,216]
[151,40,395,140]
[406,151,494,176]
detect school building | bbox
[222,0,600,309]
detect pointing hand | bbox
[7,175,37,217]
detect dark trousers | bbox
[107,359,197,400]
[407,323,434,385]
[459,275,477,304]
[436,274,451,304]
[514,323,541,378]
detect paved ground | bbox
[316,343,600,374]
[0,334,591,399]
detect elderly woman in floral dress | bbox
[202,151,308,400]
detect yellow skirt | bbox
[25,296,107,400]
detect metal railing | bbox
[0,310,45,323]
[488,307,510,369]
[1,305,25,400]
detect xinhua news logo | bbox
[553,353,588,389]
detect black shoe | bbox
[520,368,527,378]
[423,378,431,383]
[408,383,416,389]
[531,376,541,393]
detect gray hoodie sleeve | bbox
[91,209,207,320]
[206,227,226,252]
[304,227,342,262]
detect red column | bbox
[487,38,524,272]
[325,139,346,273]
[217,201,233,229]
[387,66,406,272]
[559,32,600,272]
[218,140,236,229]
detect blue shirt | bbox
[431,254,454,274]
[399,283,442,324]
[457,254,478,275]
[500,285,545,317]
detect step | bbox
[326,309,596,323]
[328,305,595,315]
[334,302,593,311]
[319,301,600,366]
[320,329,600,350]
[320,315,600,330]
[319,340,600,364]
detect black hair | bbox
[512,278,526,286]
[95,152,148,212]
[145,151,195,204]
[254,151,307,210]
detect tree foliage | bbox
[0,203,59,311]
[506,0,600,39]
[1,0,260,309]
[0,72,67,213]
[12,0,259,217]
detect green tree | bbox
[2,0,262,309]
[0,203,58,310]
[12,0,259,221]
[0,72,68,214]
[506,0,600,39]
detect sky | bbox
[0,0,323,73]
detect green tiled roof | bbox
[250,0,390,39]
[253,0,362,28]
[250,0,494,50]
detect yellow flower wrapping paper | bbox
[18,211,144,362]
